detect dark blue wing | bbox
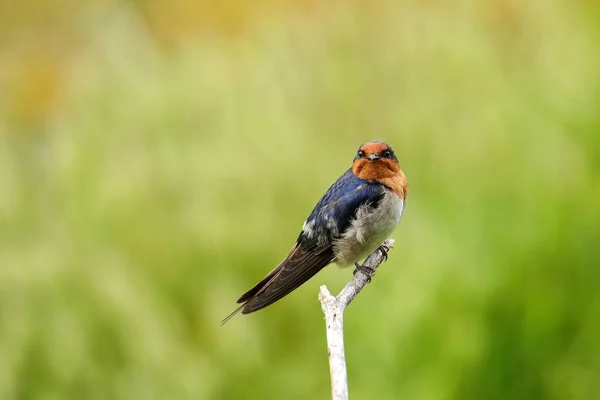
[299,169,385,247]
[226,169,385,318]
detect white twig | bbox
[318,239,395,400]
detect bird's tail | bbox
[220,264,283,325]
[221,244,334,324]
[237,264,283,304]
[220,303,245,325]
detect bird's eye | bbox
[357,150,365,157]
[382,150,391,158]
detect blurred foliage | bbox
[1,0,599,399]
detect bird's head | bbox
[352,141,399,176]
[352,140,408,197]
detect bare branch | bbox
[318,239,395,400]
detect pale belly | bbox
[333,192,404,266]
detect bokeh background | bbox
[1,0,599,399]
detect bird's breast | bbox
[333,190,404,266]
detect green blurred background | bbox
[1,0,599,399]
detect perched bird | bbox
[222,140,408,324]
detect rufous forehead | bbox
[360,141,389,154]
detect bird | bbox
[221,140,408,324]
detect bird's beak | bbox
[367,154,381,161]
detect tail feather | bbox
[220,303,245,325]
[236,264,283,304]
[221,243,334,324]
[221,262,286,325]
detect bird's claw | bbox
[353,262,374,283]
[378,244,390,261]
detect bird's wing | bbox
[221,170,386,321]
[302,169,386,242]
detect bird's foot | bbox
[353,262,374,283]
[378,244,391,261]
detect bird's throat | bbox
[352,160,408,198]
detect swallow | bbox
[222,140,408,324]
